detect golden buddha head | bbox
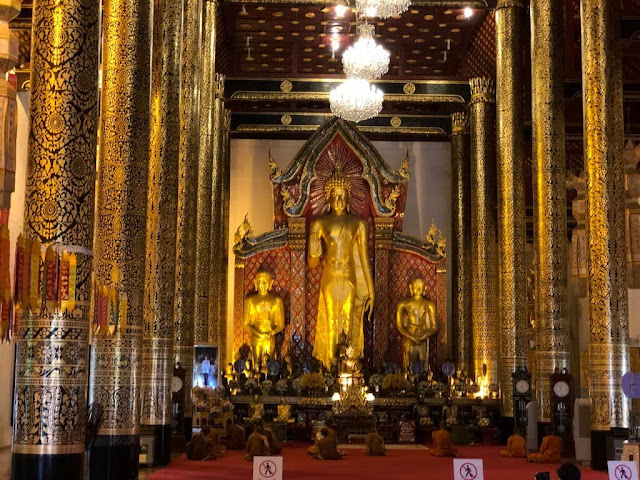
[324,165,352,213]
[409,277,426,298]
[254,269,274,295]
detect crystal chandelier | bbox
[342,23,389,80]
[355,0,411,19]
[329,78,383,122]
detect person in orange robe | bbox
[431,420,457,457]
[499,428,527,458]
[527,427,562,463]
[308,427,342,460]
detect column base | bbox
[153,424,172,466]
[497,416,514,444]
[88,435,139,480]
[184,416,193,441]
[591,430,608,470]
[12,452,84,480]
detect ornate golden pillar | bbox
[218,108,232,362]
[12,1,99,478]
[207,75,225,346]
[174,0,203,434]
[530,0,570,422]
[450,112,472,375]
[194,0,217,344]
[581,0,629,468]
[495,0,527,419]
[140,0,182,465]
[89,0,152,477]
[469,77,499,390]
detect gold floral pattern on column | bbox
[450,112,471,375]
[582,0,629,431]
[141,0,182,427]
[531,0,570,422]
[469,77,499,389]
[175,0,203,419]
[91,0,152,438]
[14,0,99,456]
[496,0,527,418]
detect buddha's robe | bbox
[431,429,457,457]
[364,431,386,456]
[245,432,269,461]
[526,435,562,463]
[499,434,526,458]
[186,432,216,460]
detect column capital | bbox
[451,112,469,135]
[496,0,524,10]
[215,73,225,98]
[469,77,495,105]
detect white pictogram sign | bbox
[253,456,283,480]
[608,461,638,480]
[454,459,484,480]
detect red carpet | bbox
[147,444,608,480]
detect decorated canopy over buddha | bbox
[233,118,446,370]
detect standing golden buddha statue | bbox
[308,166,375,368]
[243,269,285,372]
[395,277,437,372]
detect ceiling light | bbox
[342,23,390,80]
[330,78,383,122]
[356,0,410,19]
[335,4,348,17]
[464,7,473,18]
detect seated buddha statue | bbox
[275,396,293,423]
[243,269,285,373]
[395,278,437,372]
[247,394,264,422]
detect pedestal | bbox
[622,440,640,472]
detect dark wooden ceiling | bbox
[221,3,487,78]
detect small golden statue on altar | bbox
[395,277,437,372]
[243,269,285,372]
[247,394,264,422]
[275,396,293,423]
[308,166,375,368]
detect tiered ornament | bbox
[355,0,411,19]
[329,78,383,122]
[342,23,389,80]
[92,280,128,337]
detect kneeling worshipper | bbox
[308,427,342,460]
[431,420,457,457]
[557,463,581,480]
[257,419,283,455]
[527,427,562,463]
[499,427,527,458]
[364,426,387,456]
[227,424,246,450]
[186,426,217,460]
[245,421,270,461]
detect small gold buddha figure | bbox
[308,165,375,368]
[395,277,437,372]
[243,269,285,372]
[247,394,264,422]
[275,396,293,423]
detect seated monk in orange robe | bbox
[527,427,562,463]
[245,422,270,461]
[227,424,246,450]
[263,426,282,455]
[308,427,342,460]
[499,429,526,458]
[186,426,217,460]
[364,427,386,456]
[431,421,457,457]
